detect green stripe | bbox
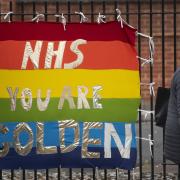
[0,98,140,122]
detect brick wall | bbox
[0,0,179,103]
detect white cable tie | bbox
[136,136,148,141]
[136,135,154,158]
[55,13,66,31]
[97,12,106,24]
[148,134,154,158]
[136,56,153,67]
[136,32,154,61]
[95,167,99,180]
[140,82,155,96]
[115,9,135,29]
[2,11,13,22]
[137,56,153,66]
[149,37,155,59]
[137,109,155,120]
[136,32,154,63]
[32,12,44,23]
[75,11,88,23]
[136,32,154,66]
[136,32,151,39]
[116,9,123,28]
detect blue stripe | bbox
[0,147,137,170]
[0,121,136,148]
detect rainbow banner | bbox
[0,22,140,170]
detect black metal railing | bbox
[0,0,179,179]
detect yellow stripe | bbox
[0,69,140,98]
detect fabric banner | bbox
[0,21,140,170]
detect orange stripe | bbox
[0,40,138,70]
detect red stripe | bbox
[0,41,138,70]
[0,21,136,46]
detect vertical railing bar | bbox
[81,168,84,180]
[44,1,48,21]
[79,1,83,20]
[90,1,95,179]
[91,1,94,22]
[79,2,83,180]
[69,131,72,176]
[149,0,154,179]
[116,169,118,180]
[56,1,59,22]
[21,2,24,21]
[55,1,61,179]
[79,1,82,12]
[0,1,1,22]
[173,0,177,72]
[9,1,13,21]
[10,2,13,179]
[33,1,36,18]
[22,169,25,180]
[0,1,1,24]
[68,1,71,22]
[67,1,72,178]
[114,1,119,177]
[161,0,166,180]
[103,2,107,179]
[7,2,15,180]
[104,169,107,180]
[178,165,180,180]
[32,2,37,179]
[21,6,25,178]
[0,170,2,180]
[126,1,130,179]
[44,3,49,179]
[114,1,118,20]
[11,169,14,180]
[161,1,165,87]
[58,167,61,180]
[34,170,37,180]
[0,163,2,179]
[78,0,82,22]
[93,168,95,180]
[126,0,129,23]
[0,1,5,177]
[102,1,105,14]
[137,0,143,179]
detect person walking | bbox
[165,68,180,165]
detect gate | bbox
[0,0,179,179]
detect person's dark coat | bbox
[165,68,180,163]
